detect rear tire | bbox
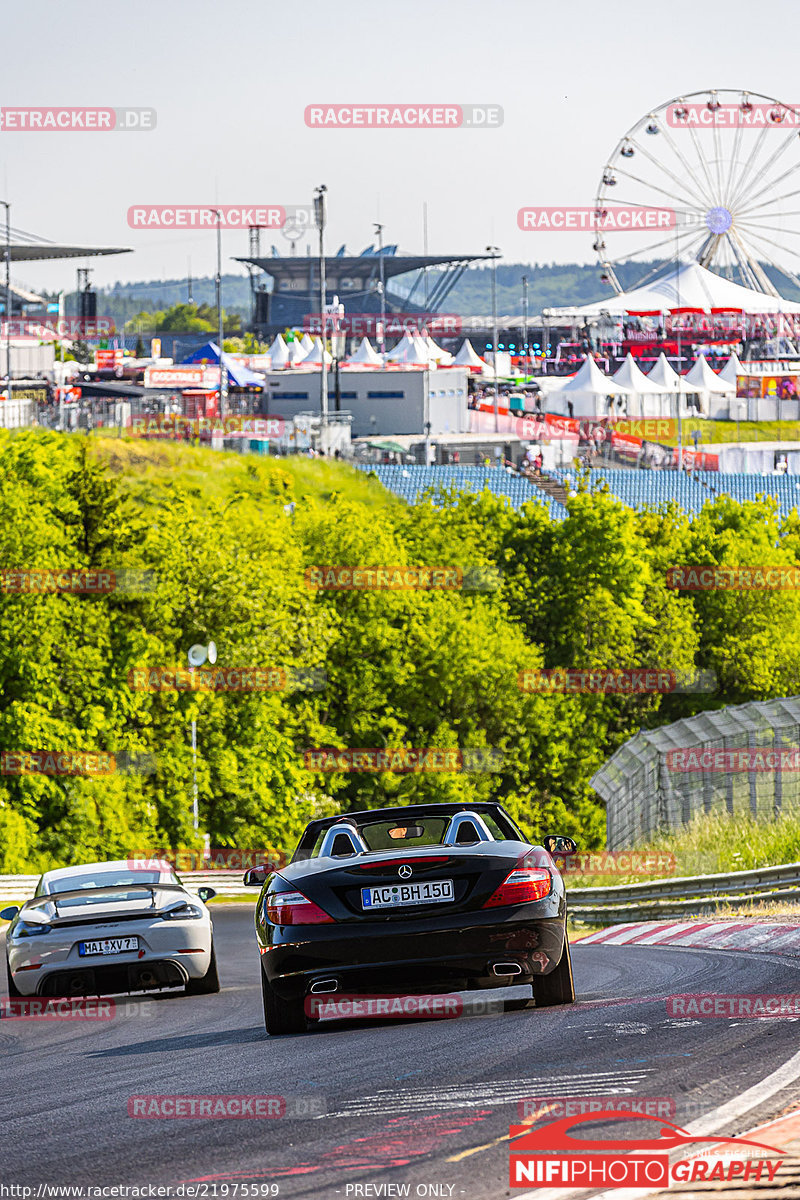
[261,969,307,1035]
[531,937,575,1007]
[185,942,220,995]
[5,956,22,998]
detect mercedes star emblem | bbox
[398,865,413,879]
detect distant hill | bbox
[71,259,800,330]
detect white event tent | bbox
[422,335,454,365]
[267,334,290,369]
[545,259,800,320]
[453,339,486,369]
[684,352,735,416]
[648,352,700,395]
[286,340,308,365]
[302,337,333,366]
[547,356,632,417]
[717,352,745,385]
[386,333,429,365]
[344,337,383,366]
[685,354,735,394]
[612,353,673,417]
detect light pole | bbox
[374,222,386,364]
[522,274,529,375]
[57,290,65,431]
[674,231,683,470]
[211,210,227,421]
[314,185,328,427]
[486,246,501,433]
[1,202,10,403]
[186,641,217,833]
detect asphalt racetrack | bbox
[3,905,800,1198]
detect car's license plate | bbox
[361,879,454,910]
[78,937,139,956]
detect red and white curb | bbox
[573,920,800,957]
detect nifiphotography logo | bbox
[508,1111,784,1188]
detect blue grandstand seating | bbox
[553,469,800,521]
[357,464,800,522]
[355,464,568,520]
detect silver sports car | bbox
[2,860,219,998]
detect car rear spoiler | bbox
[22,882,189,917]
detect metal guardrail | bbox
[0,870,253,905]
[3,862,800,920]
[568,861,800,924]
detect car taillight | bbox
[265,889,335,926]
[483,868,551,908]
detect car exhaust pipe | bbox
[492,962,522,977]
[139,969,158,988]
[309,978,339,994]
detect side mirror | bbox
[197,887,217,903]
[542,835,577,856]
[243,866,268,887]
[0,906,19,921]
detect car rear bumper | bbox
[261,913,566,1001]
[35,957,191,996]
[7,933,212,996]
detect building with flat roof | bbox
[265,367,469,438]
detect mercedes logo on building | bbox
[398,865,413,879]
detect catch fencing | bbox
[591,696,800,848]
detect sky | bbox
[3,0,799,298]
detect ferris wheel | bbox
[594,89,800,296]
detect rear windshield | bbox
[360,818,450,850]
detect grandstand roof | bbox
[234,252,492,281]
[4,242,131,263]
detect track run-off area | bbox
[3,907,800,1199]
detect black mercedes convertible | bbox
[244,801,576,1035]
